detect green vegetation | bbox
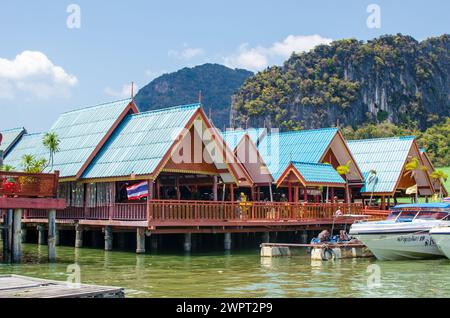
[135,63,253,129]
[21,154,47,173]
[42,132,60,171]
[441,167,450,194]
[343,118,450,167]
[232,33,449,133]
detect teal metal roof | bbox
[291,161,345,184]
[347,136,415,194]
[82,103,201,179]
[221,128,266,150]
[0,128,26,155]
[2,132,47,170]
[4,99,133,177]
[258,128,338,180]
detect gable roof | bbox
[258,128,339,180]
[277,161,346,187]
[80,103,252,186]
[347,136,418,194]
[3,99,137,178]
[0,128,26,156]
[222,128,266,150]
[233,134,273,185]
[82,103,200,180]
[2,132,47,170]
[419,148,448,196]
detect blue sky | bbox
[0,0,448,132]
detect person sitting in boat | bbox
[318,229,331,242]
[338,230,350,242]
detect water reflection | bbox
[2,244,450,297]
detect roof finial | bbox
[131,81,135,100]
[198,90,202,104]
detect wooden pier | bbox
[0,275,124,298]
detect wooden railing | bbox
[148,200,389,223]
[0,171,59,198]
[25,201,389,224]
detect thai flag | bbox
[444,197,450,203]
[126,181,148,200]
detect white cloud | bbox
[223,44,269,71]
[168,44,205,60]
[224,34,333,71]
[105,83,139,98]
[0,50,78,99]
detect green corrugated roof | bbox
[347,136,415,194]
[291,161,345,184]
[2,132,47,170]
[0,128,26,155]
[258,128,338,180]
[221,128,265,150]
[4,99,132,177]
[82,103,201,179]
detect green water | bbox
[1,244,449,298]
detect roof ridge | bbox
[61,98,132,115]
[347,135,416,143]
[132,103,200,118]
[0,127,26,133]
[269,127,338,137]
[22,132,46,137]
[291,161,332,166]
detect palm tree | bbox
[21,154,47,173]
[430,169,449,199]
[367,169,378,206]
[403,156,427,203]
[0,165,15,172]
[336,160,352,204]
[42,132,60,171]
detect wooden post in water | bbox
[104,226,113,251]
[75,224,83,248]
[12,209,22,263]
[55,229,60,246]
[136,228,146,254]
[21,226,27,243]
[150,235,158,251]
[224,233,232,250]
[262,232,270,243]
[184,233,192,252]
[37,225,46,245]
[2,209,12,262]
[47,209,56,262]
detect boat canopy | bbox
[393,203,450,209]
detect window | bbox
[396,210,418,222]
[386,211,401,220]
[415,210,449,221]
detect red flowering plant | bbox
[1,175,21,195]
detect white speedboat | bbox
[429,210,450,259]
[349,203,450,260]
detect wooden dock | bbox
[0,275,124,298]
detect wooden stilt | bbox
[37,225,46,245]
[136,228,145,254]
[75,224,83,248]
[12,209,22,263]
[104,226,113,251]
[184,233,192,252]
[48,209,56,262]
[224,233,232,250]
